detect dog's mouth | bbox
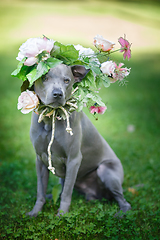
[48,102,64,108]
[38,89,67,109]
[42,99,66,109]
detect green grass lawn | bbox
[0,0,160,239]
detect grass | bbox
[0,0,160,239]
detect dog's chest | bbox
[32,121,70,176]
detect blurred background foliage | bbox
[0,0,160,239]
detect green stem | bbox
[96,48,124,56]
[86,47,125,58]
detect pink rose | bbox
[18,90,39,114]
[16,37,55,66]
[90,106,107,114]
[93,35,115,52]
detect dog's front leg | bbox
[58,151,82,215]
[27,155,49,217]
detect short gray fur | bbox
[27,64,131,217]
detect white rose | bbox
[17,90,39,114]
[100,61,116,76]
[74,44,100,64]
[93,35,115,52]
[74,44,95,56]
[16,37,55,66]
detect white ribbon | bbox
[37,89,78,174]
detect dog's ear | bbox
[71,65,90,83]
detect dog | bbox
[27,64,131,217]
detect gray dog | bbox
[27,64,131,217]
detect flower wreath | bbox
[11,35,131,174]
[12,34,131,117]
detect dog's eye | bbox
[64,78,70,84]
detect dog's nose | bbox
[53,88,63,99]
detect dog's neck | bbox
[42,114,67,132]
[43,117,52,132]
[37,95,78,134]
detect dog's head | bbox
[34,64,89,108]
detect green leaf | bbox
[82,56,90,63]
[11,69,19,76]
[95,75,102,88]
[53,42,79,64]
[11,57,26,76]
[96,53,109,64]
[77,87,85,101]
[89,59,101,75]
[26,62,50,86]
[77,101,84,112]
[37,61,50,77]
[101,75,110,88]
[12,65,32,82]
[86,70,95,82]
[46,57,63,68]
[52,175,60,185]
[91,65,101,75]
[84,78,92,88]
[50,43,60,56]
[71,60,89,68]
[52,184,62,204]
[21,80,29,92]
[56,108,67,120]
[85,92,105,106]
[83,70,96,88]
[26,67,37,86]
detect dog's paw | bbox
[26,210,39,218]
[56,209,65,218]
[114,201,131,219]
[120,201,131,213]
[58,201,70,216]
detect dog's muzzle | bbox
[49,88,65,107]
[53,88,63,99]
